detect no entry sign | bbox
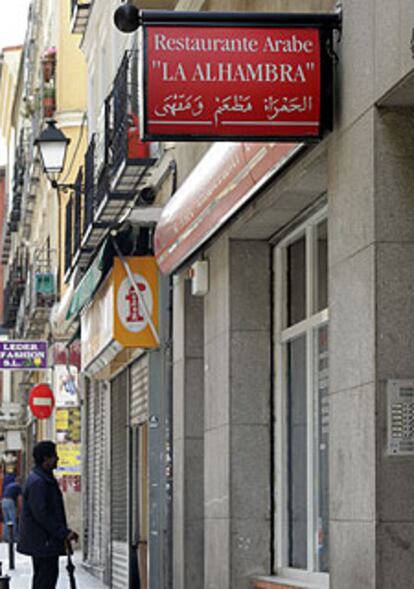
[29,384,55,419]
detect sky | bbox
[0,0,31,163]
[0,0,31,49]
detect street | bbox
[0,543,106,588]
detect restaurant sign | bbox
[141,11,339,142]
[0,340,48,370]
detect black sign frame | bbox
[139,10,341,143]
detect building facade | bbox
[68,1,173,587]
[150,1,414,589]
[0,0,87,533]
[2,0,414,588]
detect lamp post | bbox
[35,120,75,286]
[34,120,74,190]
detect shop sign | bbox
[56,407,81,443]
[81,272,114,370]
[113,257,159,349]
[141,17,335,141]
[54,364,79,407]
[56,443,81,476]
[0,340,48,370]
[29,384,55,420]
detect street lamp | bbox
[34,120,73,190]
[35,120,80,284]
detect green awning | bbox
[65,241,108,321]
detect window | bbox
[274,211,329,579]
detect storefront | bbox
[83,377,109,582]
[155,138,330,589]
[152,4,414,584]
[80,256,171,588]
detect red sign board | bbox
[29,384,55,419]
[142,25,327,141]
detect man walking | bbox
[17,441,79,589]
[1,476,22,541]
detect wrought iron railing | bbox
[96,97,111,207]
[96,167,108,208]
[10,132,26,228]
[64,198,73,275]
[2,247,29,328]
[83,135,95,232]
[3,283,20,328]
[110,51,141,173]
[73,169,83,253]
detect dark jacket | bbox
[17,466,70,557]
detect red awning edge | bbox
[154,141,302,275]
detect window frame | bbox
[274,206,329,584]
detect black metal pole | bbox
[0,561,10,589]
[140,9,342,29]
[7,523,14,570]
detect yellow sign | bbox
[56,407,81,443]
[56,443,81,476]
[113,257,159,349]
[56,409,69,431]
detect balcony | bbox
[64,196,73,280]
[64,52,162,277]
[81,134,107,253]
[3,283,21,329]
[72,169,86,268]
[16,243,56,337]
[22,160,41,240]
[1,224,12,264]
[109,51,158,194]
[70,0,92,35]
[23,266,57,338]
[6,140,26,236]
[2,248,29,329]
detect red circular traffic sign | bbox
[29,384,55,419]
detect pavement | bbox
[0,543,107,588]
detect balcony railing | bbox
[109,51,158,193]
[65,197,73,277]
[83,134,95,234]
[2,247,30,329]
[73,170,83,255]
[64,52,162,276]
[3,283,21,328]
[70,0,92,35]
[22,263,57,337]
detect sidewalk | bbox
[0,543,107,588]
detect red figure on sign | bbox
[125,283,147,322]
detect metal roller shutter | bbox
[130,355,149,426]
[85,379,93,563]
[94,381,107,566]
[111,369,129,589]
[85,379,108,573]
